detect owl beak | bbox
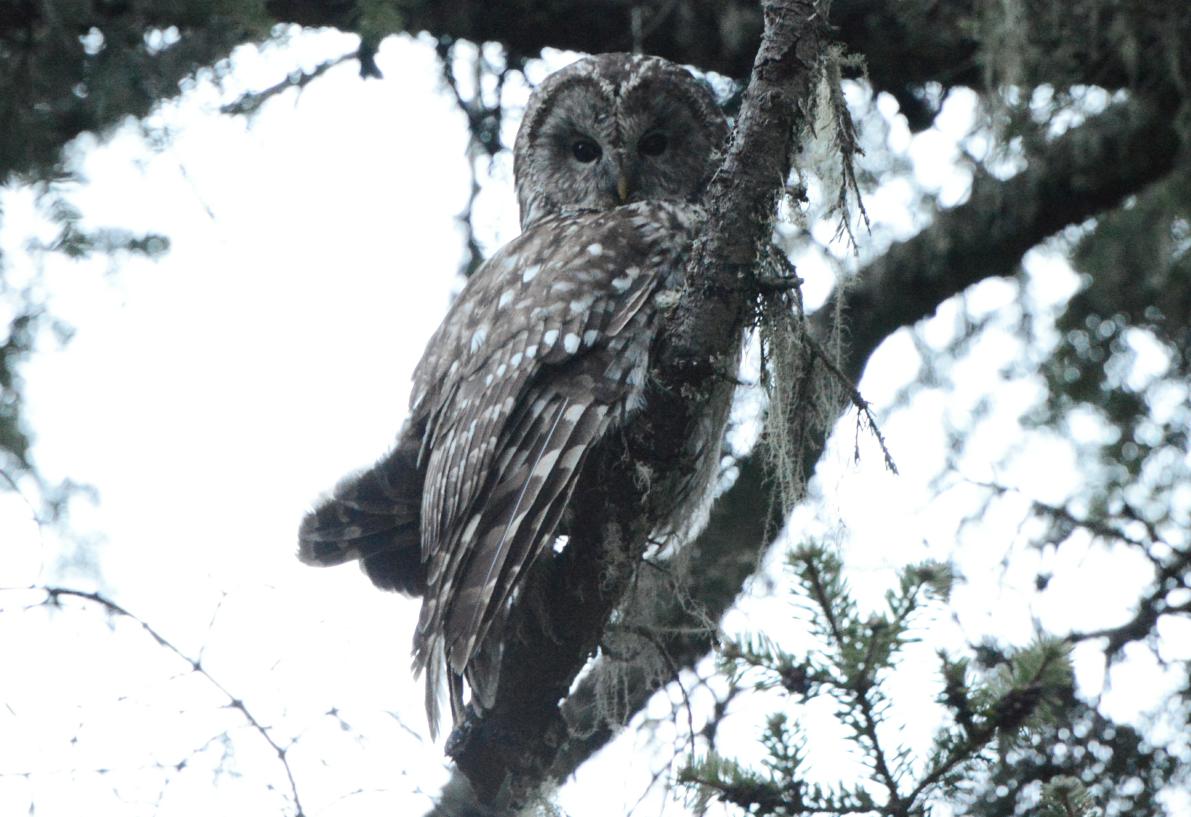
[616,174,630,203]
[605,150,634,204]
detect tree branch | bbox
[5,1,1188,183]
[834,96,1183,381]
[267,1,1188,120]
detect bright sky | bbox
[0,27,1187,817]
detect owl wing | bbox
[410,201,699,731]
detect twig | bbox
[220,51,358,116]
[615,624,698,758]
[436,41,514,277]
[967,480,1190,659]
[803,333,898,474]
[754,273,805,292]
[0,467,46,529]
[15,585,308,816]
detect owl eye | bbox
[638,132,668,157]
[571,139,602,163]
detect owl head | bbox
[514,53,729,230]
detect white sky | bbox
[0,27,1187,817]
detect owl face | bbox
[515,54,728,229]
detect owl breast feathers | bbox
[299,53,731,737]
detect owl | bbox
[299,53,732,737]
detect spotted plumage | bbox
[299,53,730,737]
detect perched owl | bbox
[299,53,732,737]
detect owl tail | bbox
[298,427,427,596]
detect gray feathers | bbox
[411,203,697,733]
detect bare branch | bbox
[220,51,359,116]
[8,585,308,817]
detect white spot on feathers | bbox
[559,444,585,470]
[654,289,681,309]
[461,513,481,545]
[471,325,488,352]
[531,448,561,478]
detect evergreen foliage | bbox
[680,547,1101,816]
